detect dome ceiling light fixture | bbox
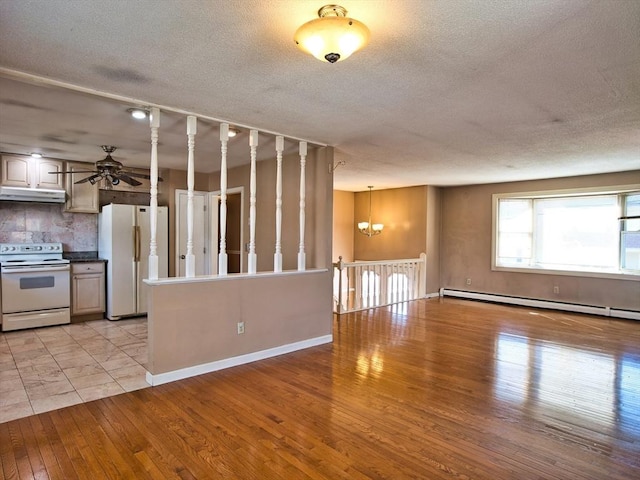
[294,4,370,63]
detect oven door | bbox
[1,264,70,313]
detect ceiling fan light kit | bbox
[51,145,162,187]
[294,4,370,63]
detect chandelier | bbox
[358,186,383,237]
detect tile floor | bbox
[0,317,148,424]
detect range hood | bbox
[0,186,66,203]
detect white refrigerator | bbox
[99,204,168,320]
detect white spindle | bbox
[274,135,284,272]
[297,142,307,271]
[185,116,197,277]
[248,129,259,274]
[218,123,229,275]
[148,107,160,280]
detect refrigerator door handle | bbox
[134,226,141,262]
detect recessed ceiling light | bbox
[30,153,42,158]
[228,127,239,138]
[127,107,148,120]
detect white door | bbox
[176,190,207,276]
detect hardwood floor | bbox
[1,298,639,479]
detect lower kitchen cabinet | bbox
[71,262,105,321]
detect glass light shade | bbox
[372,223,384,232]
[358,221,370,230]
[294,15,370,63]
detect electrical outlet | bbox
[553,286,560,295]
[237,322,245,335]
[466,278,472,286]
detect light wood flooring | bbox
[1,298,639,479]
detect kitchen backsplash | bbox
[0,202,97,251]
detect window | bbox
[493,187,640,277]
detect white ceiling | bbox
[0,0,638,191]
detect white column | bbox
[297,141,307,270]
[148,107,160,280]
[274,135,284,272]
[247,129,258,274]
[218,123,229,275]
[185,115,197,277]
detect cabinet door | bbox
[64,161,99,213]
[34,159,64,189]
[72,265,105,315]
[1,155,30,187]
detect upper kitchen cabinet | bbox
[64,161,99,213]
[1,154,64,189]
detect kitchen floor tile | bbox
[0,400,34,424]
[76,381,125,402]
[116,375,150,392]
[31,391,83,415]
[25,378,75,400]
[0,387,29,408]
[98,353,139,371]
[0,316,148,424]
[68,371,114,390]
[0,358,17,372]
[63,363,106,379]
[53,351,97,369]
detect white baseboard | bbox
[439,289,640,321]
[146,334,333,386]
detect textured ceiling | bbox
[0,0,638,191]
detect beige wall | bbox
[425,186,442,295]
[440,170,640,311]
[147,271,332,375]
[332,190,354,262]
[354,186,428,261]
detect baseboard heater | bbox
[439,289,640,321]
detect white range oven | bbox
[0,242,71,331]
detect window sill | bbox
[492,265,640,281]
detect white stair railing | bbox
[333,253,427,314]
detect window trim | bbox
[491,184,640,281]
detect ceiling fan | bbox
[52,145,163,187]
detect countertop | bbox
[63,251,107,263]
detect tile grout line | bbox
[0,317,148,424]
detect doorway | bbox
[175,187,243,276]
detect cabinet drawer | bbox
[71,262,104,274]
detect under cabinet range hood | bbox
[0,186,66,203]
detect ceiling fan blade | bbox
[49,170,97,174]
[117,174,143,186]
[121,171,164,182]
[75,173,102,184]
